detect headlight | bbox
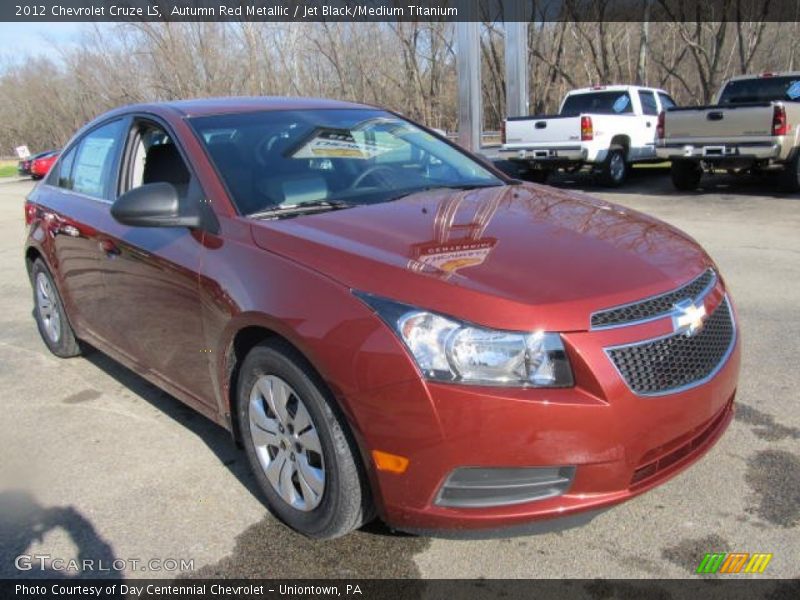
[355,292,573,387]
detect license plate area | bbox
[703,146,736,157]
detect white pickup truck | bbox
[499,85,677,186]
[656,72,800,191]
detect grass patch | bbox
[0,160,18,178]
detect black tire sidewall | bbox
[236,343,362,538]
[603,148,627,186]
[31,260,79,357]
[779,150,800,192]
[671,160,702,191]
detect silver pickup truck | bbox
[657,72,800,191]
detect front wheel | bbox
[671,160,703,191]
[236,340,373,538]
[600,147,627,187]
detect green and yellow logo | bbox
[696,552,773,574]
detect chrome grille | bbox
[607,297,735,396]
[591,269,716,329]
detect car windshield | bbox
[718,76,800,105]
[560,91,634,116]
[189,108,503,217]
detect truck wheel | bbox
[526,170,551,184]
[777,150,800,192]
[670,160,702,191]
[491,159,524,179]
[600,147,627,187]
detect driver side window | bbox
[122,121,191,198]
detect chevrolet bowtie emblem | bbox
[672,298,707,337]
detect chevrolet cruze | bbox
[24,98,740,538]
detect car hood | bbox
[249,184,714,332]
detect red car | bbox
[18,150,57,177]
[24,98,740,538]
[30,150,60,180]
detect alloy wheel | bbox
[248,374,325,511]
[609,152,625,183]
[36,272,61,343]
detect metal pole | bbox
[456,20,481,152]
[504,20,529,118]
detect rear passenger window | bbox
[638,90,659,116]
[658,93,677,110]
[72,120,125,199]
[49,146,77,190]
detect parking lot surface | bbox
[1,170,798,579]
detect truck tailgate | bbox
[504,115,581,147]
[664,104,774,142]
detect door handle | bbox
[99,239,120,257]
[535,121,547,129]
[646,121,651,127]
[707,112,724,121]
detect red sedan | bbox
[30,150,59,180]
[23,98,739,538]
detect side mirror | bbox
[111,182,201,228]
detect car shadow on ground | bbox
[544,166,800,199]
[82,350,263,502]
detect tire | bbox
[777,150,800,192]
[600,147,627,187]
[671,160,703,191]
[236,340,373,539]
[491,159,525,179]
[31,175,43,181]
[525,169,551,184]
[31,259,82,358]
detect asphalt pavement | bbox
[0,170,797,580]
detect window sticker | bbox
[291,129,395,160]
[786,81,800,100]
[612,94,631,113]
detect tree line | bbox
[0,16,797,154]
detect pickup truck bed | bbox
[656,73,800,191]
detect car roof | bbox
[109,96,375,119]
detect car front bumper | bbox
[351,292,740,532]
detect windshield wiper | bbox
[385,182,505,203]
[248,199,355,220]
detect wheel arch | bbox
[609,135,631,160]
[222,321,347,447]
[25,245,44,278]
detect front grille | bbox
[607,296,735,396]
[591,269,716,329]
